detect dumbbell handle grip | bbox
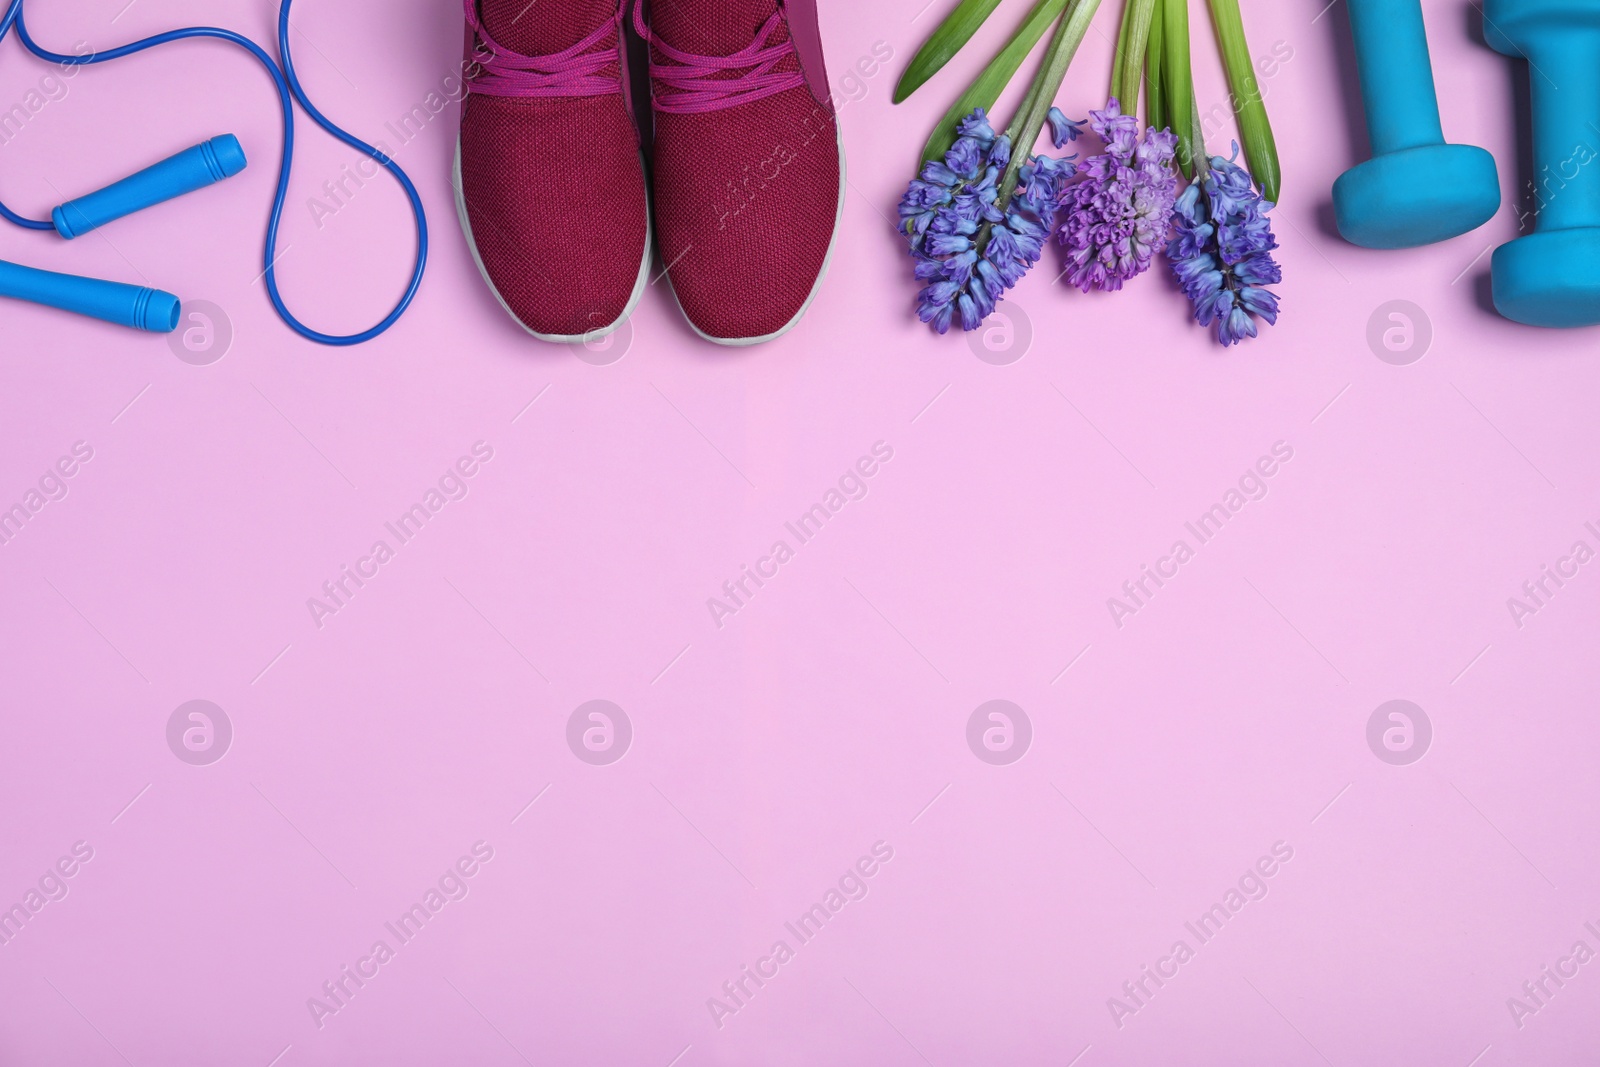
[0,259,180,332]
[1346,0,1446,155]
[52,135,248,240]
[1526,34,1600,232]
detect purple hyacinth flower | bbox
[898,108,1077,334]
[1165,145,1282,346]
[1054,98,1179,293]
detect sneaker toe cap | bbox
[459,96,649,339]
[654,102,842,343]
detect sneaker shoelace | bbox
[631,0,805,114]
[463,0,622,98]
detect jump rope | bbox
[0,0,428,345]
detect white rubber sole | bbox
[663,121,849,348]
[453,138,653,345]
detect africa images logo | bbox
[166,701,232,766]
[567,701,632,766]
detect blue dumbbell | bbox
[1333,0,1501,248]
[1486,0,1600,326]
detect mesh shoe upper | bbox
[642,0,842,343]
[458,0,651,339]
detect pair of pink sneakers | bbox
[456,0,844,346]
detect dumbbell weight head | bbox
[1491,229,1600,327]
[1482,0,1600,54]
[1333,143,1501,248]
[1484,0,1600,325]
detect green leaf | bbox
[1162,0,1194,177]
[998,0,1103,206]
[1145,0,1165,133]
[921,0,1071,162]
[1206,0,1279,202]
[1111,0,1155,117]
[894,0,1008,104]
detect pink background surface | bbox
[3,0,1600,1063]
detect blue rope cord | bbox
[0,0,428,345]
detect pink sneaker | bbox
[457,0,651,342]
[634,0,844,345]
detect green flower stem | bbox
[1189,93,1212,183]
[1206,0,1279,202]
[1111,0,1156,116]
[894,0,1007,104]
[1146,0,1166,132]
[921,0,1071,162]
[1006,22,1058,148]
[1162,0,1194,177]
[1007,67,1049,154]
[1111,0,1135,107]
[997,0,1101,208]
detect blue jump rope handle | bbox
[52,134,247,240]
[0,258,180,332]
